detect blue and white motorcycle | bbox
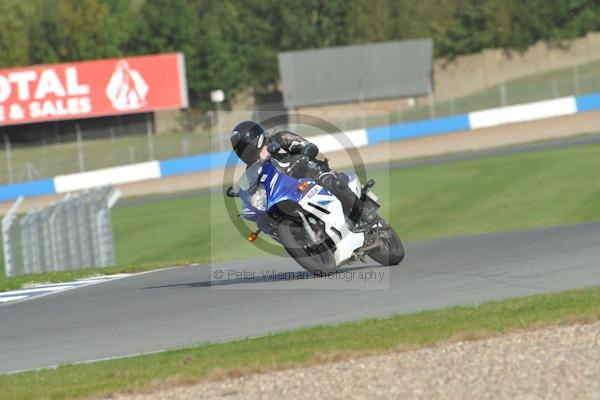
[228,156,404,274]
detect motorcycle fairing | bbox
[297,187,364,265]
[239,159,365,266]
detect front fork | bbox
[297,211,319,245]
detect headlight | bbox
[250,186,267,211]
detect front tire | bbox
[278,219,338,275]
[368,219,405,266]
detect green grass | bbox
[1,141,600,291]
[1,285,599,400]
[2,59,600,183]
[386,142,600,239]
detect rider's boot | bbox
[319,172,357,216]
[319,172,378,227]
[351,179,379,228]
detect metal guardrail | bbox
[2,187,121,277]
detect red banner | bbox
[0,53,188,126]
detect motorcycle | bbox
[227,156,404,274]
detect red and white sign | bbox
[0,53,188,126]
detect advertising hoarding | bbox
[0,53,188,126]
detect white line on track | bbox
[0,295,28,303]
[0,274,132,305]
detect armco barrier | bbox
[159,151,232,177]
[366,114,470,145]
[0,179,56,203]
[467,97,577,130]
[1,92,599,203]
[309,129,368,153]
[575,93,600,112]
[156,129,369,177]
[54,161,161,193]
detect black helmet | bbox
[230,120,266,164]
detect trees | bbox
[436,0,600,58]
[22,0,133,64]
[0,0,598,108]
[130,0,202,104]
[0,1,30,68]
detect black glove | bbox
[267,141,281,155]
[302,143,319,159]
[290,155,310,176]
[225,186,239,198]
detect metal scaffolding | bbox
[2,187,121,277]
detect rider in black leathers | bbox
[229,120,376,226]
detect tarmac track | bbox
[1,221,600,373]
[2,135,600,374]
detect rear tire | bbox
[278,219,338,275]
[368,220,405,266]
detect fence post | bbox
[76,193,92,269]
[3,135,13,184]
[573,64,581,95]
[396,105,403,123]
[19,215,32,275]
[146,113,155,160]
[2,196,23,277]
[428,82,436,118]
[27,211,42,273]
[551,79,558,98]
[212,106,227,152]
[499,82,508,107]
[49,203,64,271]
[41,209,52,271]
[76,123,85,172]
[26,163,34,181]
[181,138,188,156]
[64,195,79,270]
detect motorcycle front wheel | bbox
[368,218,405,266]
[278,219,338,275]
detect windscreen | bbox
[236,160,264,193]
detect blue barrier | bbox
[575,93,600,113]
[366,114,471,145]
[158,150,236,177]
[0,179,56,203]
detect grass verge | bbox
[1,286,599,400]
[1,140,600,291]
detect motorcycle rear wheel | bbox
[278,219,338,275]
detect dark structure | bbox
[0,114,154,145]
[278,39,433,110]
